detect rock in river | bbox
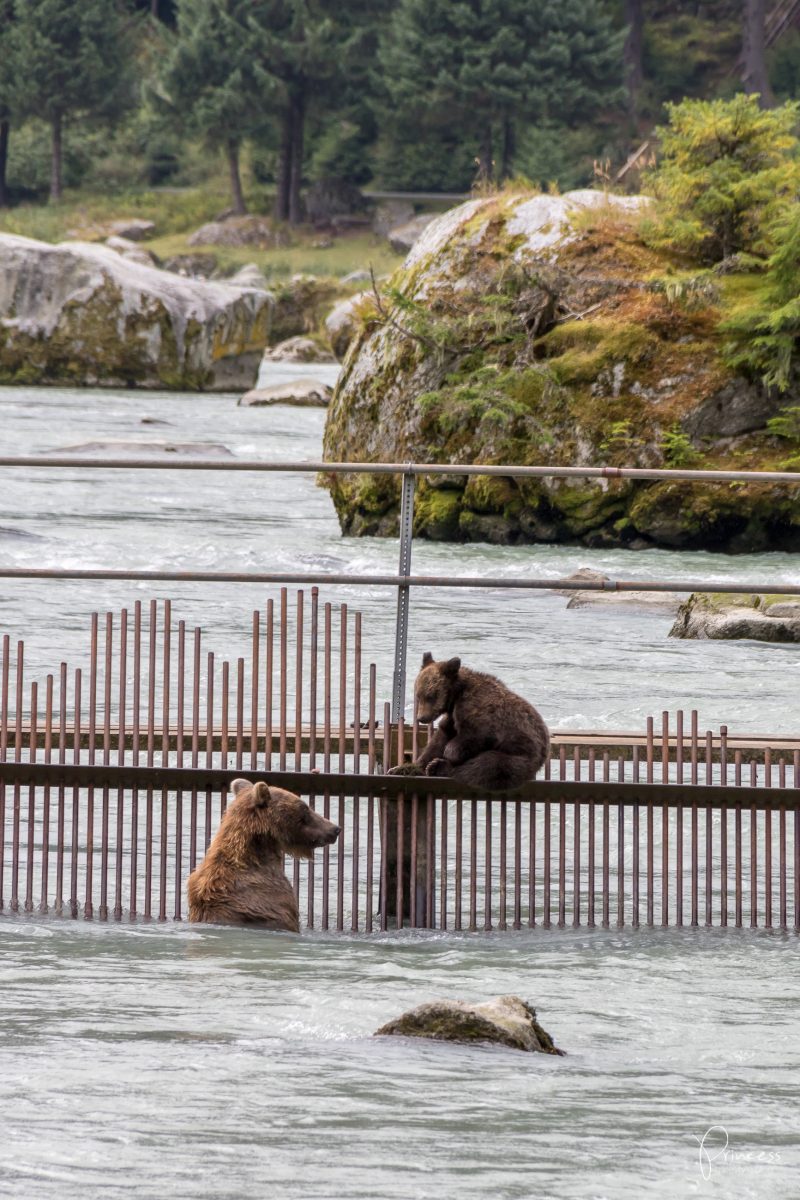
[239,379,333,407]
[375,995,563,1054]
[0,234,271,390]
[323,189,799,551]
[669,593,800,642]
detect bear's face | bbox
[229,779,340,860]
[414,652,461,723]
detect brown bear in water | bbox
[389,653,550,790]
[187,778,339,932]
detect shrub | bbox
[643,94,800,263]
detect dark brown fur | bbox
[389,653,550,790]
[187,779,339,932]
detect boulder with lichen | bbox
[375,995,564,1054]
[0,233,272,390]
[669,592,800,641]
[322,190,800,552]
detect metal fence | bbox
[0,592,798,931]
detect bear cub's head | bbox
[230,778,340,859]
[414,651,462,723]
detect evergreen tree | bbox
[380,0,624,183]
[13,0,136,202]
[162,0,275,214]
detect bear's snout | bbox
[322,823,341,845]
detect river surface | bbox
[1,387,799,1199]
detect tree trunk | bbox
[50,113,63,203]
[274,102,292,222]
[500,117,515,180]
[477,126,493,183]
[0,119,9,208]
[226,140,247,215]
[742,0,774,107]
[288,88,305,226]
[623,0,644,117]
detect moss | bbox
[414,487,463,540]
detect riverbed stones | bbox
[375,995,563,1054]
[669,593,800,642]
[0,233,271,390]
[239,379,333,407]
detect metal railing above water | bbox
[1,455,799,718]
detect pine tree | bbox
[162,0,275,214]
[13,0,137,202]
[381,0,624,183]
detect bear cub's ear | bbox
[231,778,251,795]
[443,656,461,677]
[422,651,434,666]
[252,781,271,807]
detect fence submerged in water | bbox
[0,455,799,932]
[0,591,798,933]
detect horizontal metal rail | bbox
[1,762,798,811]
[1,567,798,594]
[1,456,799,483]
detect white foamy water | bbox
[0,386,799,1199]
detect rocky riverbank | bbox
[323,190,800,553]
[0,234,353,391]
[670,592,800,642]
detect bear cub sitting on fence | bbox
[187,779,339,932]
[389,653,550,790]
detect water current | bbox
[0,387,798,1198]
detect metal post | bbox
[391,469,415,723]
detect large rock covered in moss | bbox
[323,190,799,551]
[0,233,272,390]
[375,995,563,1054]
[670,592,800,641]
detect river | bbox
[0,386,798,1199]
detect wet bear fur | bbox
[390,653,550,790]
[187,778,340,932]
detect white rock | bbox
[388,213,438,254]
[325,292,369,360]
[239,378,333,407]
[263,335,335,364]
[108,218,156,241]
[0,233,271,390]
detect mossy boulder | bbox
[375,995,563,1055]
[0,233,273,390]
[670,592,800,641]
[323,190,799,551]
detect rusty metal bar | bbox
[3,566,800,597]
[4,454,798,485]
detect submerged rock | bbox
[323,189,799,552]
[375,995,563,1055]
[669,593,800,642]
[239,379,332,407]
[50,440,234,457]
[0,234,271,390]
[555,568,685,613]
